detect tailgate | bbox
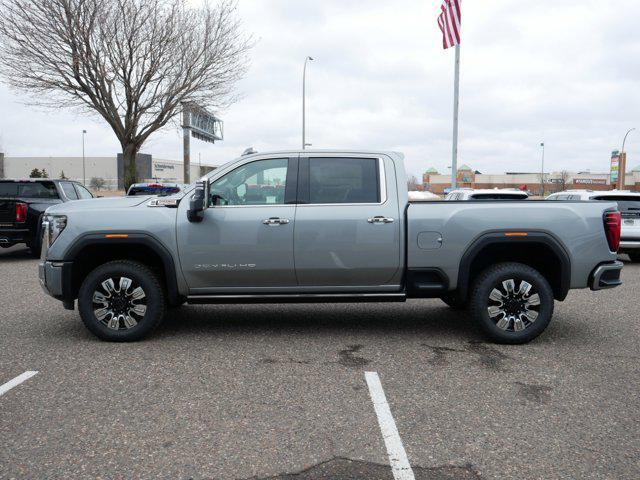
[0,199,16,226]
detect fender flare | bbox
[456,230,572,301]
[63,232,181,305]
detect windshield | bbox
[127,185,180,196]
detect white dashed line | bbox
[365,371,415,480]
[0,371,38,397]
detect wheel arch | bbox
[457,231,571,302]
[63,233,182,306]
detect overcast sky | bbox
[1,0,639,177]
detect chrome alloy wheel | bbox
[487,278,540,332]
[92,277,147,330]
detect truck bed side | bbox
[407,200,617,294]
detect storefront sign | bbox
[611,151,620,183]
[574,178,607,185]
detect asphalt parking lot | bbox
[1,244,639,479]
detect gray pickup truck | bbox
[38,150,623,344]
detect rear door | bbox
[294,154,401,287]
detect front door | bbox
[294,155,401,287]
[177,157,298,292]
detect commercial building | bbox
[422,164,640,195]
[0,153,217,190]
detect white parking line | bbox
[365,371,415,480]
[0,371,38,397]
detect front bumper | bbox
[589,261,623,291]
[39,260,73,301]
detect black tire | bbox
[470,262,554,344]
[28,239,41,258]
[441,293,467,310]
[78,260,165,341]
[628,252,640,263]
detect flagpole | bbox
[451,44,460,189]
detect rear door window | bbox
[60,182,78,200]
[308,158,380,204]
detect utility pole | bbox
[540,142,545,196]
[182,106,191,184]
[302,56,314,149]
[82,130,87,185]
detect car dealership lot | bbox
[1,245,639,479]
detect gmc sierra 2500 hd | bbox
[38,150,623,343]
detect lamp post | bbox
[619,128,635,190]
[302,56,314,150]
[540,142,545,196]
[82,129,87,185]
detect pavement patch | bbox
[514,382,552,404]
[338,345,370,367]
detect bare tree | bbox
[559,170,571,191]
[406,174,420,191]
[0,0,251,189]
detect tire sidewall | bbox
[78,261,164,341]
[472,263,554,344]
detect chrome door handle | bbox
[262,217,290,226]
[367,216,394,224]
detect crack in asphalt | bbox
[250,457,482,479]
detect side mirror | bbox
[187,181,210,223]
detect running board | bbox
[187,293,407,305]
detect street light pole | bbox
[622,128,635,153]
[82,129,87,185]
[540,142,545,196]
[302,56,313,150]
[620,128,635,190]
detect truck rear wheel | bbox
[470,262,554,344]
[78,260,165,341]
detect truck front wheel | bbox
[470,262,554,344]
[78,260,166,341]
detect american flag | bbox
[437,0,461,49]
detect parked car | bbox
[39,150,622,344]
[126,182,187,197]
[408,190,441,201]
[547,189,640,262]
[445,188,529,201]
[0,179,93,256]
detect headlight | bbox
[42,215,67,248]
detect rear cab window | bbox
[306,157,381,204]
[0,181,59,199]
